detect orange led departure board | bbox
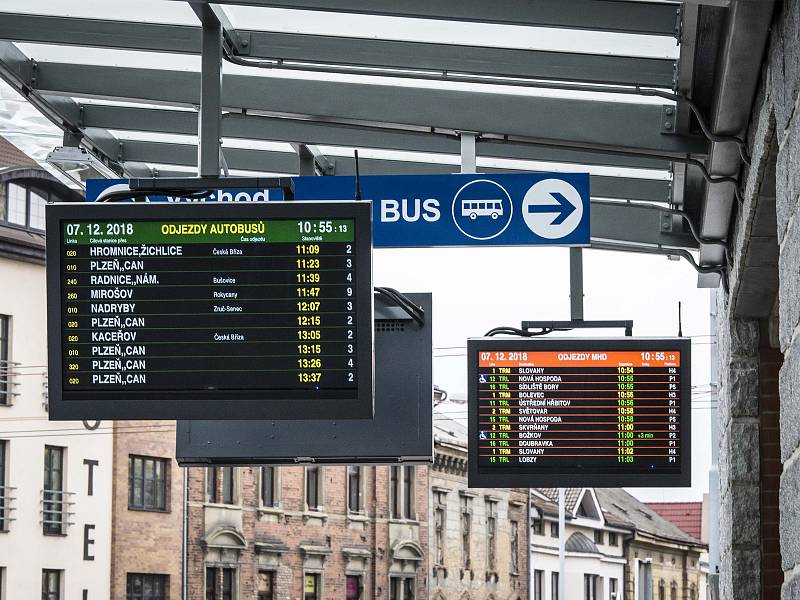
[468,338,691,488]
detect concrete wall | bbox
[530,523,625,600]
[0,255,113,599]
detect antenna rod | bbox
[678,301,683,337]
[354,149,362,201]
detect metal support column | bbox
[297,144,316,176]
[460,132,477,174]
[196,4,223,177]
[570,247,585,321]
[558,488,566,600]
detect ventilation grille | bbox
[376,319,406,333]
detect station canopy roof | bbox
[0,0,776,286]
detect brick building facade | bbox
[186,464,429,600]
[110,421,184,600]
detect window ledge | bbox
[388,517,420,525]
[128,506,170,514]
[257,506,284,516]
[204,502,242,510]
[347,512,369,522]
[303,510,328,524]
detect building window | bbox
[584,574,599,600]
[689,583,697,600]
[390,466,415,520]
[305,466,321,510]
[551,572,559,600]
[128,455,168,512]
[403,466,414,519]
[257,571,274,600]
[594,529,604,545]
[670,581,677,600]
[304,573,320,600]
[486,500,497,571]
[510,520,519,574]
[610,578,618,599]
[0,439,7,531]
[261,467,277,508]
[206,567,236,600]
[3,182,48,231]
[608,532,618,546]
[532,516,544,535]
[41,569,61,600]
[533,570,544,600]
[433,492,446,566]
[346,575,361,600]
[206,467,235,505]
[389,576,415,600]
[7,183,26,227]
[126,573,168,600]
[43,446,65,535]
[347,466,362,513]
[460,494,472,569]
[658,579,665,600]
[0,315,9,406]
[550,521,559,537]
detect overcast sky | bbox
[0,1,713,503]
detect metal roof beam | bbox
[0,12,675,87]
[173,0,681,36]
[33,62,707,157]
[109,137,669,201]
[696,1,775,286]
[74,102,671,170]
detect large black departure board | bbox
[46,201,373,421]
[468,337,691,488]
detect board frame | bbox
[175,292,433,465]
[467,336,691,488]
[46,200,373,421]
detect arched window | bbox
[658,579,665,600]
[670,581,678,600]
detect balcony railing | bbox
[40,489,75,534]
[0,484,17,532]
[0,359,22,406]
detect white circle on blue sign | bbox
[451,179,514,241]
[521,179,584,240]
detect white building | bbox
[530,488,630,600]
[0,149,113,600]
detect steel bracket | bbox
[232,30,251,56]
[661,105,677,135]
[660,211,674,233]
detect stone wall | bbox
[429,443,528,600]
[717,1,800,598]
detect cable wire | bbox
[374,287,425,326]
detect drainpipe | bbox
[708,290,720,600]
[183,467,189,600]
